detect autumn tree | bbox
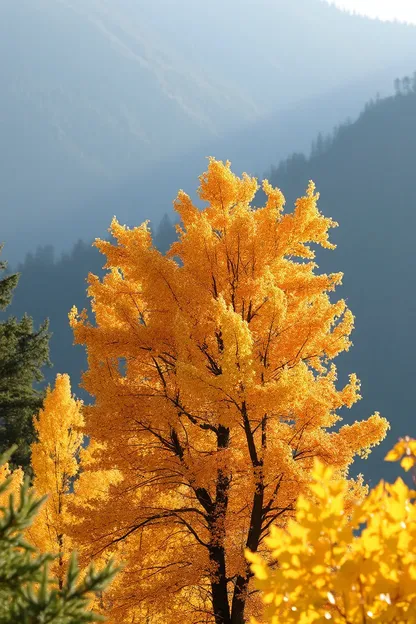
[28,374,84,587]
[69,159,388,623]
[0,245,50,472]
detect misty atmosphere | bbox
[2,1,416,622]
[3,0,416,261]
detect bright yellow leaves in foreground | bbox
[248,443,416,623]
[385,436,416,473]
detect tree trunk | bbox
[230,574,248,624]
[230,482,264,623]
[209,544,231,624]
[210,425,231,624]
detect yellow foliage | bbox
[28,374,84,585]
[385,436,416,472]
[248,440,416,623]
[67,158,388,622]
[0,462,23,507]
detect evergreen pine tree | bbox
[0,245,51,472]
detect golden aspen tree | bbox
[69,159,388,623]
[248,440,416,624]
[28,373,84,587]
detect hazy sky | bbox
[326,0,416,24]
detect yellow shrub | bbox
[247,438,416,623]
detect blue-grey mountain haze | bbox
[2,0,416,262]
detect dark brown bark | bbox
[229,408,266,624]
[209,542,231,624]
[230,485,263,623]
[209,425,231,624]
[58,533,64,590]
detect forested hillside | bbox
[5,78,416,483]
[263,77,416,481]
[10,80,416,482]
[3,0,416,262]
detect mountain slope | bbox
[5,82,416,483]
[264,83,416,482]
[3,0,416,262]
[141,0,416,110]
[0,0,257,261]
